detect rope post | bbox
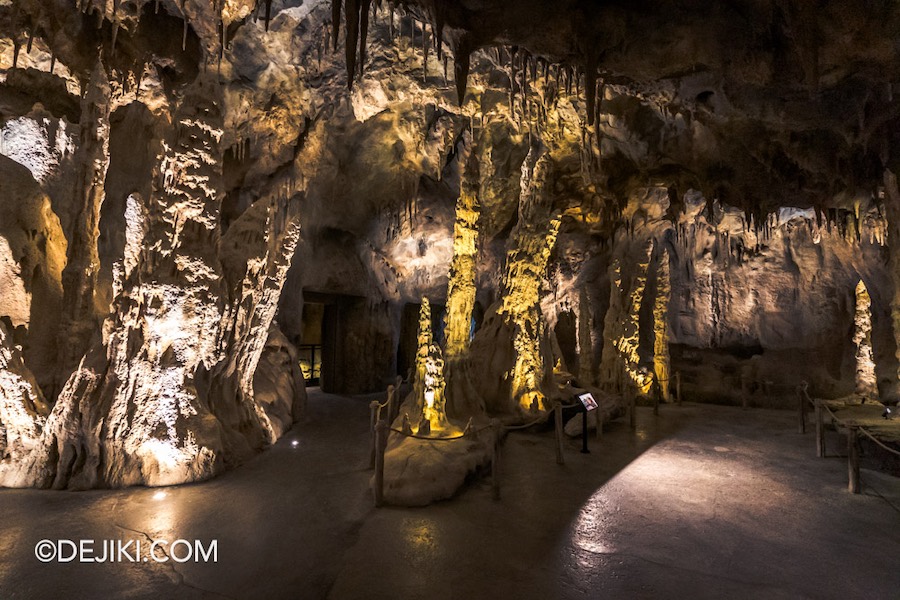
[741,374,749,410]
[491,419,501,500]
[555,402,565,465]
[374,419,388,507]
[628,387,636,430]
[848,426,861,494]
[797,384,806,434]
[581,405,590,454]
[596,408,603,442]
[392,375,403,422]
[800,382,808,433]
[676,370,682,406]
[368,400,379,469]
[385,385,395,426]
[815,399,825,458]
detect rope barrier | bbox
[817,400,900,457]
[858,423,900,458]
[387,423,494,441]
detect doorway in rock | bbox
[302,291,395,394]
[299,300,325,386]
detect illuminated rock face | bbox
[495,143,561,412]
[853,280,877,399]
[653,248,671,401]
[56,61,111,387]
[0,320,49,481]
[443,138,480,361]
[412,298,448,431]
[0,77,304,489]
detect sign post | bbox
[577,393,598,454]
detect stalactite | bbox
[585,66,598,126]
[358,0,372,77]
[344,0,360,86]
[422,21,429,82]
[332,0,342,49]
[264,0,273,31]
[453,42,471,105]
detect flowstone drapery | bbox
[0,75,303,489]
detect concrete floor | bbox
[1,391,898,599]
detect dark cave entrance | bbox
[301,291,395,394]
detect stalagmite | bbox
[413,299,448,431]
[576,288,594,386]
[653,247,671,401]
[443,136,480,359]
[454,46,471,105]
[498,143,562,412]
[602,240,654,395]
[853,279,878,399]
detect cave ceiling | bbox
[3,0,900,223]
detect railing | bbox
[797,384,900,494]
[369,384,614,506]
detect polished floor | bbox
[0,392,898,599]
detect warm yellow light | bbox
[444,138,481,360]
[497,147,561,412]
[653,247,671,401]
[854,279,877,398]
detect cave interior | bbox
[0,0,899,597]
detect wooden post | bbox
[653,375,660,416]
[555,402,565,465]
[392,375,403,423]
[815,400,825,458]
[374,420,388,506]
[848,426,860,494]
[369,400,379,469]
[741,375,748,410]
[676,371,682,407]
[800,382,808,434]
[491,419,501,500]
[797,385,806,434]
[580,405,590,454]
[385,385,395,427]
[629,387,636,430]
